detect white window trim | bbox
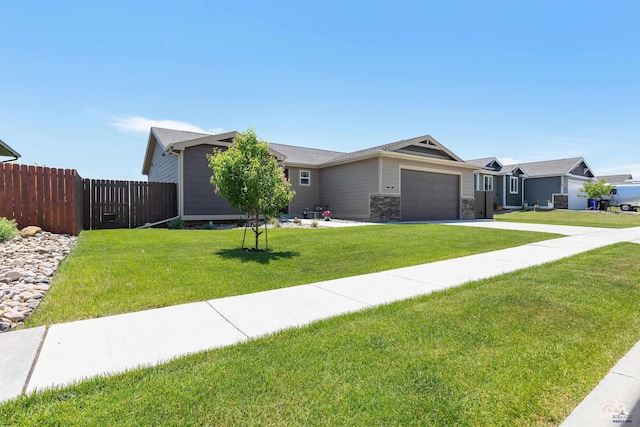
[510,176,519,194]
[299,170,311,186]
[483,175,493,191]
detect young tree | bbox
[207,129,295,250]
[578,178,612,199]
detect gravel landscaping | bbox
[0,232,76,332]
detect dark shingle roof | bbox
[503,157,585,177]
[150,127,344,166]
[466,157,500,167]
[151,127,212,149]
[268,143,344,165]
[148,128,465,167]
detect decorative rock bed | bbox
[0,231,77,332]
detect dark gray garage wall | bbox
[401,170,460,220]
[524,177,561,206]
[182,144,242,216]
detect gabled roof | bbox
[596,174,633,184]
[142,128,472,174]
[0,138,21,161]
[503,157,594,178]
[151,127,212,149]
[466,157,503,171]
[326,134,467,165]
[466,157,498,166]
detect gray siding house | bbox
[469,156,595,210]
[142,128,478,221]
[468,157,525,209]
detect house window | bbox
[299,170,310,186]
[510,176,519,194]
[483,175,493,191]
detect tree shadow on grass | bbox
[215,248,300,264]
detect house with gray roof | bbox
[596,174,634,184]
[0,138,21,162]
[469,156,595,210]
[467,157,526,209]
[142,128,478,221]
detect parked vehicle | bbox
[609,184,640,211]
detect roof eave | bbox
[0,139,21,162]
[282,161,322,168]
[527,172,593,179]
[319,150,477,169]
[141,130,158,175]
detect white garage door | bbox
[568,179,587,210]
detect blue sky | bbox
[1,1,638,180]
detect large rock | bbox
[3,310,25,322]
[3,271,21,281]
[20,226,43,238]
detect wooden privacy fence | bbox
[0,163,83,235]
[0,163,177,235]
[83,179,177,230]
[474,190,494,219]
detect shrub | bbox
[200,222,215,230]
[168,218,185,230]
[311,220,319,228]
[269,218,282,228]
[0,217,19,242]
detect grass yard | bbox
[3,243,640,426]
[495,209,640,228]
[27,224,557,326]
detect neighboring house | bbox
[142,127,478,221]
[596,174,634,184]
[0,138,21,162]
[467,157,525,209]
[469,156,595,210]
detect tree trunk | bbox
[253,211,260,250]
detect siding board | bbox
[182,145,242,216]
[524,177,561,206]
[288,167,321,216]
[148,141,179,183]
[320,158,378,218]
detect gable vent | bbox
[417,140,437,146]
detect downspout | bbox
[1,155,19,163]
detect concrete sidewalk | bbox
[2,221,640,425]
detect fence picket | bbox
[1,163,177,234]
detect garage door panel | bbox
[568,179,587,210]
[401,170,460,220]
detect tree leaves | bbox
[207,129,295,249]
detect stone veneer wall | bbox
[461,197,476,220]
[370,194,401,222]
[553,194,568,209]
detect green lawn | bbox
[4,243,639,426]
[27,224,557,326]
[495,209,640,228]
